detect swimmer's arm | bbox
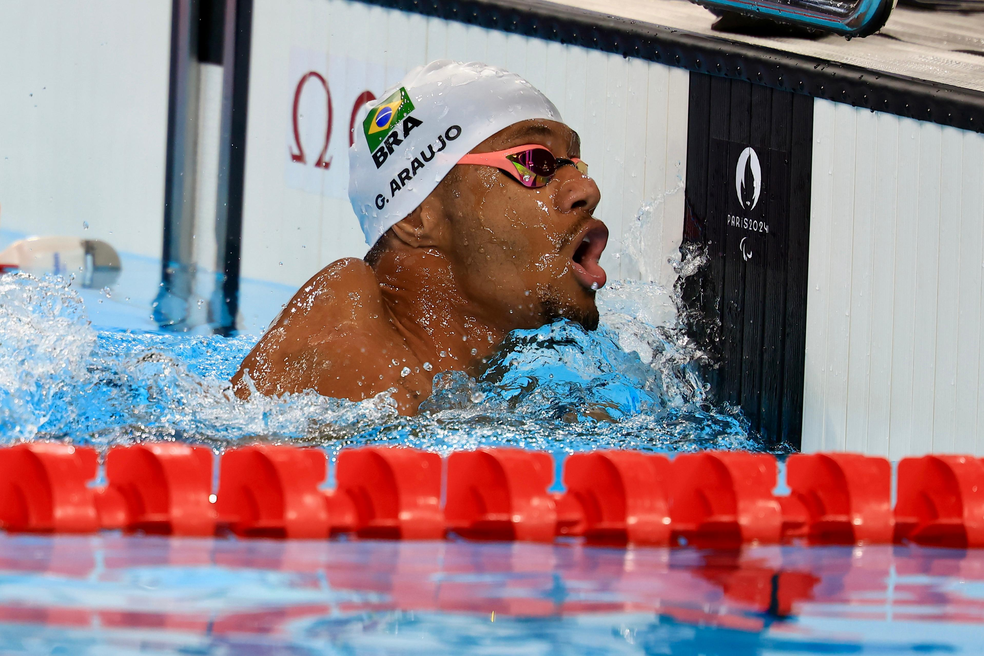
[231,258,428,412]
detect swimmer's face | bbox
[435,119,606,331]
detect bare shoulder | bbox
[283,257,386,328]
[232,258,404,399]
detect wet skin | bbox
[232,119,607,414]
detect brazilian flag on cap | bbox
[363,87,415,153]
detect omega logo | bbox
[289,72,376,170]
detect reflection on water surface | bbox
[0,535,979,654]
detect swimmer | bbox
[233,60,607,414]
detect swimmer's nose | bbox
[556,170,601,216]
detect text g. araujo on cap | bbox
[348,60,563,247]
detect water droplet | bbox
[401,367,411,378]
[423,361,433,371]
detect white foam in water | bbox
[0,241,785,455]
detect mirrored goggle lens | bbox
[507,148,556,188]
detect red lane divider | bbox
[2,442,984,548]
[336,447,444,540]
[669,452,783,546]
[0,444,102,533]
[560,451,671,546]
[105,444,215,536]
[216,445,351,539]
[445,449,557,541]
[895,455,984,548]
[784,453,893,544]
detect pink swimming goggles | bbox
[458,144,589,189]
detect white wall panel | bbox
[865,111,900,456]
[888,116,921,460]
[804,98,984,456]
[659,68,689,286]
[802,101,834,454]
[601,54,627,279]
[524,38,549,97]
[0,0,171,259]
[242,0,690,317]
[425,18,448,61]
[619,58,649,282]
[845,108,876,454]
[934,126,963,454]
[957,137,984,454]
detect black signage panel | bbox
[682,74,812,449]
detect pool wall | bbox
[804,104,984,459]
[0,1,171,276]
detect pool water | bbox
[0,271,778,454]
[3,272,980,653]
[0,535,981,654]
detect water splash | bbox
[0,274,96,441]
[0,270,787,456]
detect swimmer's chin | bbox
[580,309,600,331]
[541,297,600,331]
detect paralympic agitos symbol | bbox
[290,71,376,170]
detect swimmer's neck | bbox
[370,246,507,375]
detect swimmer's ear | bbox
[389,196,449,249]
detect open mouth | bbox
[570,221,609,291]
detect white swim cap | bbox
[348,60,563,247]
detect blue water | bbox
[5,272,983,654]
[0,272,777,455]
[0,535,981,654]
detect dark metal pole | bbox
[155,0,201,330]
[209,0,252,336]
